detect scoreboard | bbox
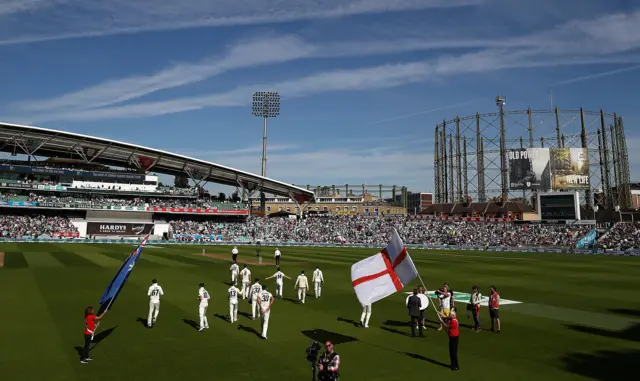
[537,192,581,221]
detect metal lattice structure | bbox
[433,107,631,210]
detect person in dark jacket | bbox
[407,289,423,337]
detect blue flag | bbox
[98,235,149,315]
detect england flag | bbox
[350,229,418,305]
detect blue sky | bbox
[0,0,639,196]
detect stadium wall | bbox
[72,220,87,237]
[154,222,170,238]
[0,237,637,256]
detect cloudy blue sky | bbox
[0,0,639,195]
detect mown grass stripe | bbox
[49,250,100,267]
[154,252,216,266]
[138,253,194,267]
[73,250,126,267]
[22,252,65,267]
[3,251,28,268]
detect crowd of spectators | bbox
[597,222,640,250]
[0,211,637,249]
[0,191,246,210]
[0,214,78,238]
[169,215,593,247]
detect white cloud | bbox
[13,34,528,113]
[26,50,640,122]
[7,10,640,123]
[552,64,640,87]
[207,144,434,191]
[13,35,317,112]
[178,144,297,158]
[0,0,483,45]
[0,0,55,17]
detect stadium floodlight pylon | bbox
[252,91,280,213]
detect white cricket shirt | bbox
[148,284,164,303]
[198,287,210,307]
[228,286,240,304]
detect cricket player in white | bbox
[312,267,324,298]
[361,304,372,328]
[294,270,309,304]
[240,264,252,299]
[259,285,275,340]
[198,282,210,331]
[249,279,263,320]
[228,284,240,323]
[265,267,291,298]
[230,262,240,286]
[147,278,164,328]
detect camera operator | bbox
[318,340,340,381]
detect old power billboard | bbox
[508,148,551,190]
[550,148,590,189]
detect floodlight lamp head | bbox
[496,95,506,108]
[252,91,280,118]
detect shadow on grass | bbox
[74,325,118,358]
[136,317,149,328]
[238,311,253,320]
[380,326,411,337]
[405,352,450,368]
[301,329,358,345]
[562,349,640,381]
[214,313,229,323]
[182,319,199,331]
[609,308,640,318]
[564,323,640,342]
[238,324,262,339]
[282,297,300,304]
[337,317,361,328]
[383,320,409,327]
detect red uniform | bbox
[84,314,97,335]
[448,317,459,337]
[490,292,500,309]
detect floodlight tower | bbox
[496,95,508,201]
[252,91,280,213]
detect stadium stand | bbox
[167,215,594,248]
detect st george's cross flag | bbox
[97,234,150,315]
[350,229,418,306]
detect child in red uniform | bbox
[446,310,460,371]
[81,306,107,364]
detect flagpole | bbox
[415,272,446,325]
[92,297,113,340]
[393,228,445,326]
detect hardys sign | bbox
[87,222,154,236]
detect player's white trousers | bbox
[275,282,283,297]
[148,301,160,326]
[231,273,238,285]
[229,301,238,323]
[261,310,271,338]
[298,287,307,303]
[241,282,250,299]
[199,305,209,328]
[252,298,261,319]
[314,282,322,298]
[361,304,371,327]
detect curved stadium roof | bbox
[0,122,313,203]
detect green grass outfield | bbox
[1,243,639,381]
